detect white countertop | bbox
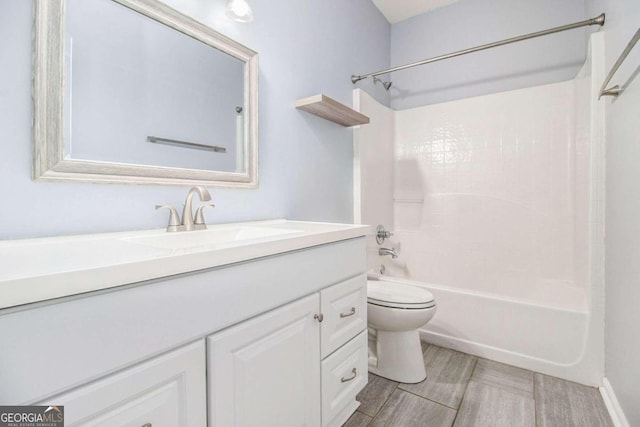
[0,220,369,309]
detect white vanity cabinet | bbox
[0,224,368,427]
[37,341,207,427]
[208,276,368,427]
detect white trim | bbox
[600,378,630,427]
[352,89,363,224]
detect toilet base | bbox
[368,328,426,383]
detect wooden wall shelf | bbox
[295,94,370,127]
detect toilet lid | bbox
[367,280,435,309]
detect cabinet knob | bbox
[142,424,152,427]
[341,368,357,382]
[340,307,356,318]
[314,313,324,322]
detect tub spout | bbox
[379,247,398,259]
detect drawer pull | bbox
[142,424,152,427]
[340,307,356,318]
[341,368,357,382]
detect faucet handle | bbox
[156,205,185,232]
[194,204,215,230]
[376,225,394,244]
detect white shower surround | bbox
[393,81,579,303]
[354,33,605,385]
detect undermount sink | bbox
[121,226,301,250]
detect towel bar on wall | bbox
[147,136,227,153]
[599,27,640,98]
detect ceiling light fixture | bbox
[226,0,254,23]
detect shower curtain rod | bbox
[351,13,606,84]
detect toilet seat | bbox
[367,280,436,310]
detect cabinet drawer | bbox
[37,341,207,427]
[320,275,367,358]
[321,331,368,427]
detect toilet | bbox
[367,279,436,383]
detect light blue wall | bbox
[389,0,590,109]
[0,0,390,240]
[589,0,640,423]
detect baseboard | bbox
[600,378,630,427]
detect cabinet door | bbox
[208,294,321,427]
[37,341,206,427]
[320,275,367,358]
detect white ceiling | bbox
[371,0,460,24]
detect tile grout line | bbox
[533,373,539,427]
[395,387,461,411]
[363,410,374,427]
[449,356,479,427]
[365,380,399,424]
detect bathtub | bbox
[375,275,603,386]
[355,32,605,387]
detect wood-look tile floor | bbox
[344,344,613,427]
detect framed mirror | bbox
[33,0,258,187]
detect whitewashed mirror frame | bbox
[33,0,259,187]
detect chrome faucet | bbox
[378,247,398,259]
[156,186,214,232]
[181,186,212,231]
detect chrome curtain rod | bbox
[351,13,606,84]
[599,26,640,98]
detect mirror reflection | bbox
[64,0,246,173]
